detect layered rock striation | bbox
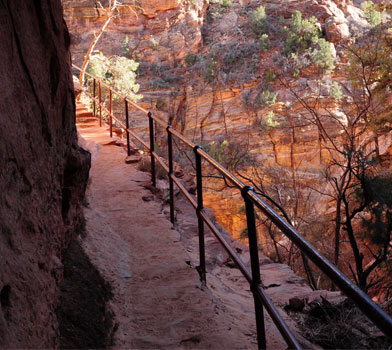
[0,1,90,347]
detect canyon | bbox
[62,0,392,265]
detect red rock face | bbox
[0,1,90,347]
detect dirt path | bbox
[76,108,260,348]
[75,103,330,349]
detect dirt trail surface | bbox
[75,101,334,349]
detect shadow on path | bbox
[57,239,115,349]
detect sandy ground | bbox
[76,102,339,349]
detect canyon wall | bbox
[62,0,392,242]
[0,0,90,347]
[63,0,206,67]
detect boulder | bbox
[325,16,350,43]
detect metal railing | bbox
[73,65,392,349]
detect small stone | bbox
[125,155,141,164]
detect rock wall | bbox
[62,0,207,67]
[0,1,90,347]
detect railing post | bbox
[167,126,175,224]
[93,79,96,119]
[109,89,113,137]
[125,98,131,156]
[241,186,266,350]
[98,81,102,127]
[194,145,206,285]
[148,111,156,187]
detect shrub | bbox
[255,111,281,131]
[184,53,198,67]
[330,82,343,101]
[264,111,280,129]
[281,10,335,75]
[361,0,382,27]
[156,98,166,110]
[151,37,158,51]
[257,89,277,107]
[122,35,130,56]
[252,5,269,35]
[208,0,232,20]
[254,111,280,131]
[149,77,169,89]
[202,138,253,171]
[265,69,276,82]
[259,34,270,51]
[311,38,335,74]
[205,56,218,82]
[221,42,259,71]
[283,10,320,55]
[289,52,312,77]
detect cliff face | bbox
[0,1,90,347]
[62,0,206,66]
[62,0,392,241]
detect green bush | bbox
[281,10,335,75]
[259,33,270,51]
[265,69,276,82]
[283,10,320,55]
[88,52,141,102]
[330,82,343,101]
[252,5,269,35]
[311,38,335,74]
[257,89,277,107]
[255,111,280,131]
[202,138,253,171]
[361,1,382,26]
[184,53,198,67]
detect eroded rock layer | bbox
[0,1,90,347]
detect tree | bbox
[279,21,392,292]
[79,0,143,84]
[79,0,121,84]
[87,52,141,102]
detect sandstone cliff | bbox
[62,0,377,238]
[0,1,90,347]
[62,0,392,292]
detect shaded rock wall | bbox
[0,0,90,347]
